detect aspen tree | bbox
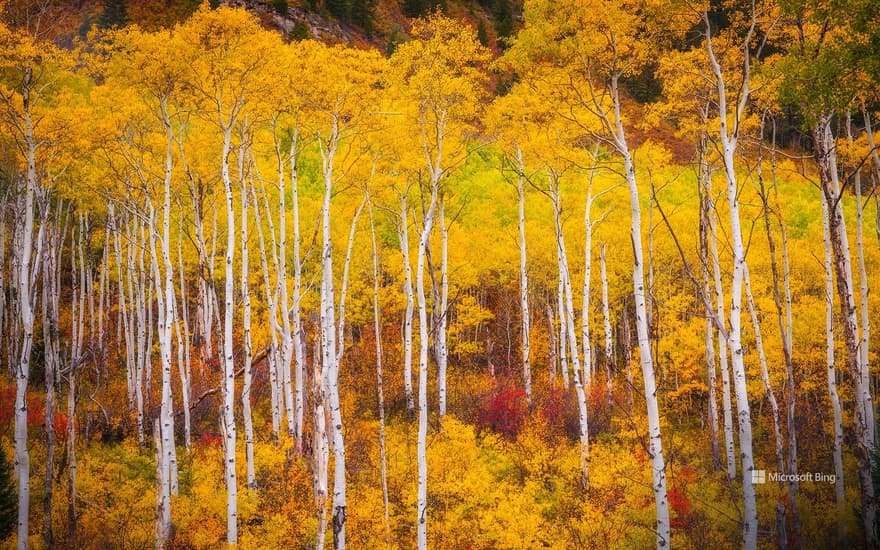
[703,12,765,542]
[507,2,675,543]
[367,197,391,537]
[600,245,613,407]
[398,192,416,414]
[178,8,279,541]
[755,116,802,539]
[40,206,65,549]
[822,192,846,539]
[516,149,532,405]
[776,5,877,541]
[238,134,256,490]
[389,15,489,547]
[550,171,590,487]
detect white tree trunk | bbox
[14,102,43,550]
[67,351,78,550]
[515,148,532,405]
[815,115,875,547]
[153,419,168,550]
[317,121,352,549]
[289,133,306,453]
[744,265,784,478]
[132,220,147,446]
[41,212,62,549]
[368,200,391,537]
[240,140,256,490]
[98,229,109,365]
[699,161,721,470]
[709,199,736,480]
[161,107,179,496]
[849,116,873,447]
[437,201,450,417]
[609,73,670,543]
[715,128,758,550]
[546,302,558,386]
[112,214,135,411]
[623,148,669,549]
[313,322,330,549]
[822,194,846,541]
[69,215,89,549]
[276,132,296,440]
[553,185,590,488]
[557,272,569,389]
[398,194,416,415]
[220,125,238,545]
[601,245,613,407]
[583,190,595,388]
[253,182,283,439]
[328,192,366,550]
[177,234,192,451]
[416,177,439,550]
[147,204,173,545]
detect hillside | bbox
[12,0,519,51]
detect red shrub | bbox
[26,398,45,430]
[0,387,13,430]
[0,386,69,436]
[199,432,222,447]
[668,485,693,529]
[477,385,528,439]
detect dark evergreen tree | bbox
[493,0,513,39]
[289,20,310,42]
[476,18,489,47]
[350,0,375,34]
[385,33,399,56]
[97,0,128,29]
[0,449,15,541]
[325,0,349,21]
[403,0,427,18]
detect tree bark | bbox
[698,153,721,471]
[14,83,43,549]
[368,200,391,539]
[515,148,532,406]
[41,210,63,550]
[398,194,416,416]
[709,197,736,480]
[289,132,306,454]
[601,245,614,408]
[546,301,558,387]
[239,137,256,490]
[822,192,846,543]
[582,189,594,389]
[416,175,438,550]
[437,201,450,418]
[814,114,875,547]
[551,176,590,487]
[757,124,801,539]
[557,268,569,389]
[255,180,283,440]
[220,124,239,545]
[743,266,785,479]
[176,233,192,452]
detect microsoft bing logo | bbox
[751,470,766,484]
